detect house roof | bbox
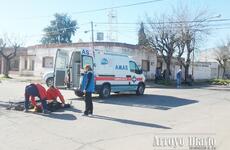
[27,42,142,50]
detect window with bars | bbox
[142,60,150,72]
[42,57,53,68]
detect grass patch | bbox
[156,80,174,86]
[209,79,230,85]
[0,75,13,80]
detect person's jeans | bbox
[24,97,30,110]
[41,99,48,110]
[24,84,47,110]
[25,85,39,110]
[176,78,181,87]
[84,92,93,115]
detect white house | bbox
[18,42,157,80]
[190,62,219,79]
[198,48,229,78]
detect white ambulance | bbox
[54,48,145,98]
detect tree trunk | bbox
[165,61,171,81]
[185,51,191,82]
[217,65,220,79]
[184,64,190,82]
[222,61,227,79]
[3,58,10,78]
[222,67,226,79]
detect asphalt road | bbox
[0,80,230,150]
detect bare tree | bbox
[214,41,230,78]
[145,15,178,80]
[175,5,210,82]
[0,35,21,78]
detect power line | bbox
[95,18,230,25]
[71,0,164,15]
[22,18,230,39]
[9,0,165,21]
[24,23,230,39]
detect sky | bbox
[0,0,230,50]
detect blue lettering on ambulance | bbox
[82,49,89,55]
[115,65,128,70]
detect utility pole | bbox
[192,33,195,77]
[91,21,95,52]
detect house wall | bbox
[198,48,230,78]
[189,62,219,80]
[25,43,157,80]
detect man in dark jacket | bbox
[81,64,95,116]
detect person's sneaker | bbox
[82,113,88,116]
[24,109,29,113]
[88,114,93,117]
[42,109,51,114]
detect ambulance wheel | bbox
[136,83,145,95]
[100,84,111,99]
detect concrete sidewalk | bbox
[0,74,43,84]
[145,80,230,90]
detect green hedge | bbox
[210,79,230,85]
[156,80,174,86]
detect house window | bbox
[42,57,53,68]
[142,60,150,72]
[10,59,19,71]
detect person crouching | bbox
[24,83,49,114]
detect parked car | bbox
[42,71,54,87]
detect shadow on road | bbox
[0,100,81,121]
[90,114,171,129]
[41,113,77,121]
[49,106,82,113]
[70,94,198,110]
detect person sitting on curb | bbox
[24,83,50,114]
[46,85,70,111]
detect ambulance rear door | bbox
[54,49,69,89]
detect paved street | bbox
[0,80,230,150]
